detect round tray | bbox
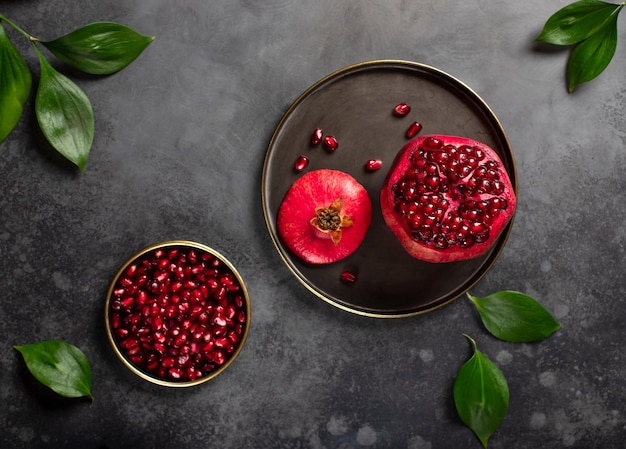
[261,60,517,318]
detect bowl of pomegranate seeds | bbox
[105,241,250,387]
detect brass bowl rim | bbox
[105,240,251,387]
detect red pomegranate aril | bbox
[406,121,422,138]
[207,277,219,290]
[129,355,143,366]
[215,337,230,349]
[168,367,183,380]
[340,270,358,284]
[311,127,323,145]
[109,245,248,382]
[213,314,228,327]
[186,366,201,381]
[294,155,309,171]
[214,286,227,302]
[173,333,188,347]
[120,277,133,287]
[219,273,233,285]
[365,159,383,172]
[146,360,159,372]
[393,102,411,117]
[323,135,338,152]
[227,330,239,345]
[213,350,226,365]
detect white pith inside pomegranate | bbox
[380,135,516,263]
[277,169,372,264]
[107,244,249,383]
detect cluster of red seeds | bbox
[391,137,509,249]
[108,245,247,382]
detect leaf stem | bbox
[462,333,477,350]
[0,14,33,40]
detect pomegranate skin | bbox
[278,169,372,264]
[380,135,516,263]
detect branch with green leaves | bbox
[0,15,154,170]
[536,0,625,92]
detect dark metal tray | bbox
[261,60,517,317]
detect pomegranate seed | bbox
[406,121,422,138]
[108,245,248,382]
[294,155,309,172]
[322,135,338,152]
[213,350,226,365]
[125,264,138,277]
[310,128,323,145]
[393,102,411,117]
[365,159,382,172]
[340,271,358,284]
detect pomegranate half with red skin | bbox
[278,169,372,264]
[381,134,516,263]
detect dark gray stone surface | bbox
[1,1,625,448]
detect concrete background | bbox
[1,1,625,448]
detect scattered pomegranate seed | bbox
[310,128,323,145]
[323,135,338,152]
[340,271,358,284]
[108,245,248,383]
[294,155,309,171]
[393,102,411,117]
[365,159,383,172]
[406,121,422,139]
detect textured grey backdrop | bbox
[1,1,625,448]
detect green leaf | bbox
[14,340,94,400]
[567,13,619,92]
[536,0,622,45]
[39,22,154,75]
[467,291,560,342]
[0,21,32,144]
[33,43,94,171]
[454,335,509,448]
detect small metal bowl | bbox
[105,240,250,387]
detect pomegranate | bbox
[107,243,249,384]
[380,135,516,263]
[277,169,372,264]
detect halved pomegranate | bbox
[380,135,516,263]
[278,169,372,264]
